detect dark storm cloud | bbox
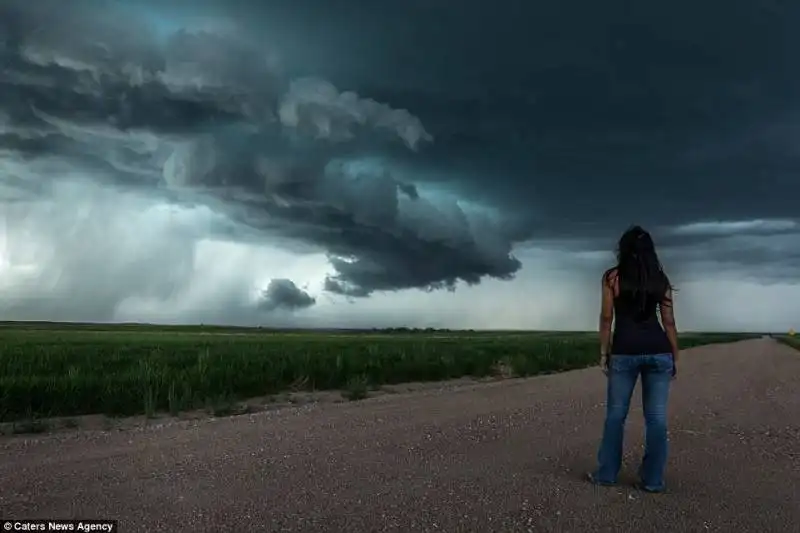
[0,0,521,298]
[2,0,799,295]
[310,0,800,244]
[257,279,316,312]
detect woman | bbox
[587,225,679,493]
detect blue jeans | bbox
[594,353,673,490]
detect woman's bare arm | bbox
[599,271,615,357]
[659,288,680,367]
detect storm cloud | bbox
[257,279,315,312]
[0,0,522,305]
[1,0,799,328]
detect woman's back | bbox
[606,266,672,356]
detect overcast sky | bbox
[1,0,799,331]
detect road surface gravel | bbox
[1,338,798,532]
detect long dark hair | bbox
[610,225,674,319]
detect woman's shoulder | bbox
[602,266,618,283]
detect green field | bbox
[777,336,800,351]
[0,322,760,423]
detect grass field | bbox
[777,336,800,351]
[0,322,760,424]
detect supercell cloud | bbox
[0,0,520,307]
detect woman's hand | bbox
[600,354,609,375]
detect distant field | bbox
[0,322,761,423]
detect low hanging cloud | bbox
[0,0,521,307]
[257,279,316,312]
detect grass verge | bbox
[776,336,800,351]
[0,324,759,423]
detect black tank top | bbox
[610,291,672,355]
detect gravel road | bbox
[1,338,798,532]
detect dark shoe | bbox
[586,472,616,487]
